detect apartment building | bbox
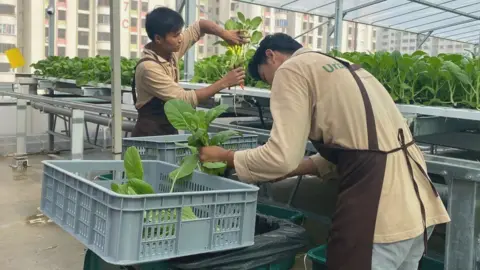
[0,0,17,82]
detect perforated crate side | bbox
[122,134,258,164]
[40,160,259,266]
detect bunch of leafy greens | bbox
[111,146,197,223]
[164,99,242,190]
[191,12,270,89]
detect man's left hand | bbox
[199,146,230,163]
[222,30,249,46]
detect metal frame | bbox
[235,0,480,46]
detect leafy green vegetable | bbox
[128,178,155,194]
[124,146,144,180]
[164,99,244,191]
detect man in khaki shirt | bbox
[131,7,246,137]
[199,33,450,270]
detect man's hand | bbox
[222,30,249,46]
[221,67,245,88]
[199,146,233,163]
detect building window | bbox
[131,51,137,59]
[131,1,138,10]
[302,22,307,30]
[58,28,66,39]
[141,35,149,44]
[317,27,323,36]
[0,4,15,15]
[317,38,322,48]
[97,49,110,56]
[198,46,204,54]
[78,31,89,45]
[77,48,89,57]
[57,47,66,56]
[216,8,219,15]
[372,30,376,38]
[141,2,149,12]
[98,32,110,41]
[230,3,236,11]
[0,43,15,53]
[348,27,353,35]
[302,36,306,43]
[141,18,146,28]
[348,40,352,48]
[308,36,313,44]
[0,63,11,72]
[264,18,271,26]
[130,34,137,44]
[318,17,322,23]
[98,14,109,25]
[275,19,288,27]
[98,0,109,6]
[131,17,138,27]
[45,27,49,39]
[0,24,16,35]
[79,0,89,11]
[78,14,89,28]
[57,10,66,20]
[45,46,48,57]
[309,23,313,29]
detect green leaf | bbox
[250,17,263,29]
[168,154,199,192]
[128,178,154,194]
[251,31,263,44]
[164,99,196,131]
[124,146,144,180]
[175,142,198,154]
[213,40,229,47]
[203,162,227,169]
[127,186,137,195]
[210,130,242,146]
[225,19,236,30]
[237,12,246,22]
[111,183,120,193]
[205,104,229,125]
[118,184,129,194]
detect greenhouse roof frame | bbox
[235,0,480,45]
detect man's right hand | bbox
[221,67,245,88]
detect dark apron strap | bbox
[131,58,163,105]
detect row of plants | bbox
[30,12,479,109]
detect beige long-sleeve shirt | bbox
[134,21,204,109]
[234,48,450,243]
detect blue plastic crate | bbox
[40,160,259,266]
[122,133,258,164]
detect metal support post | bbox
[47,0,55,151]
[184,0,196,81]
[110,0,122,160]
[333,0,344,52]
[70,110,84,160]
[176,0,185,13]
[416,30,433,49]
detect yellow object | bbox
[5,47,25,69]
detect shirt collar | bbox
[291,47,314,57]
[143,42,170,63]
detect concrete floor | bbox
[0,155,85,270]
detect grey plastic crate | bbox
[122,133,258,164]
[40,160,259,266]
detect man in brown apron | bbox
[131,7,246,137]
[199,33,450,269]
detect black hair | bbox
[145,7,185,41]
[248,33,303,81]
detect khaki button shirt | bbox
[233,48,450,243]
[134,21,204,109]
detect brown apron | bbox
[131,58,178,137]
[307,52,439,270]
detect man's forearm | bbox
[194,78,227,103]
[198,19,227,39]
[287,158,317,177]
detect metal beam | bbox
[408,0,480,20]
[176,0,185,13]
[47,0,55,152]
[372,0,455,24]
[307,1,336,13]
[184,0,196,81]
[333,0,344,51]
[110,0,122,161]
[294,20,328,39]
[419,18,477,33]
[281,0,299,8]
[416,31,433,49]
